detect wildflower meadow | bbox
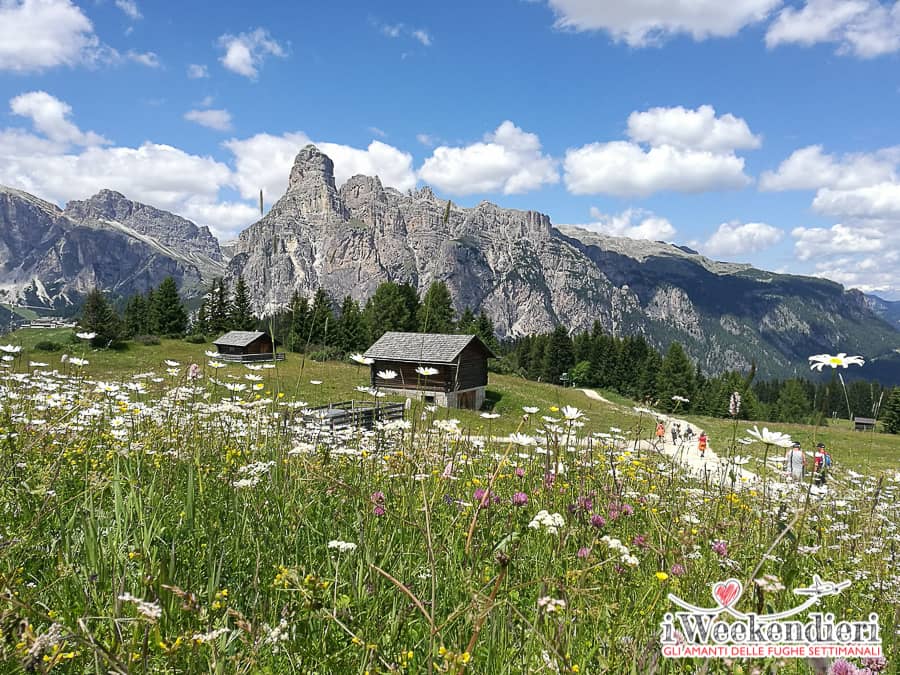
[0,334,897,674]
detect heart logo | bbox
[712,579,743,608]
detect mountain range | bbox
[1,144,898,382]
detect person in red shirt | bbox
[697,432,708,457]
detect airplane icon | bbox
[793,575,851,598]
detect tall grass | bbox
[0,350,896,673]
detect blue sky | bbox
[2,0,900,298]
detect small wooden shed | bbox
[853,416,876,432]
[363,332,495,409]
[212,331,284,363]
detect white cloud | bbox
[126,50,159,67]
[224,133,417,201]
[10,91,107,146]
[766,0,900,58]
[760,144,900,191]
[0,0,104,72]
[763,142,900,295]
[792,222,885,260]
[380,23,403,38]
[0,136,245,234]
[218,28,285,79]
[376,21,433,45]
[187,63,209,79]
[564,141,750,196]
[319,140,417,191]
[808,252,900,294]
[812,182,900,219]
[418,121,558,195]
[703,221,784,256]
[544,0,780,46]
[368,126,387,138]
[626,105,761,153]
[114,0,141,20]
[416,133,437,147]
[565,207,677,240]
[412,29,432,46]
[564,105,756,196]
[184,109,233,132]
[0,92,255,238]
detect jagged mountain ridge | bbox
[0,185,224,312]
[1,145,897,381]
[226,145,899,380]
[865,294,900,331]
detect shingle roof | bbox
[213,331,268,347]
[364,332,495,363]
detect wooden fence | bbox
[304,400,405,431]
[214,352,286,363]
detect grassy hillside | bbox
[6,329,643,437]
[2,328,898,673]
[7,327,899,474]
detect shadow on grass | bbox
[482,389,503,412]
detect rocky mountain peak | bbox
[66,189,133,221]
[288,144,338,192]
[1,184,63,218]
[64,190,224,264]
[276,144,347,220]
[414,186,436,201]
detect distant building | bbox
[212,331,284,362]
[363,332,495,409]
[853,416,876,432]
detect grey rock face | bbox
[227,145,899,378]
[65,190,224,273]
[0,184,217,310]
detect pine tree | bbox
[287,293,310,352]
[590,333,617,389]
[527,336,547,381]
[569,360,593,387]
[474,312,499,351]
[230,276,255,330]
[398,282,420,332]
[637,349,663,401]
[365,282,411,340]
[418,281,455,333]
[457,307,476,334]
[776,379,811,423]
[208,279,230,335]
[193,299,209,335]
[881,388,900,434]
[123,293,149,337]
[153,277,188,336]
[145,288,160,335]
[656,342,695,412]
[541,325,574,385]
[308,288,334,346]
[336,295,367,353]
[79,288,122,348]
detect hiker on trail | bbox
[671,423,680,444]
[697,432,708,457]
[813,442,831,486]
[785,441,806,481]
[684,425,694,441]
[656,421,665,447]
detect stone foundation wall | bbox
[384,386,485,410]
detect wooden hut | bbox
[853,416,876,432]
[363,332,495,409]
[212,331,284,363]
